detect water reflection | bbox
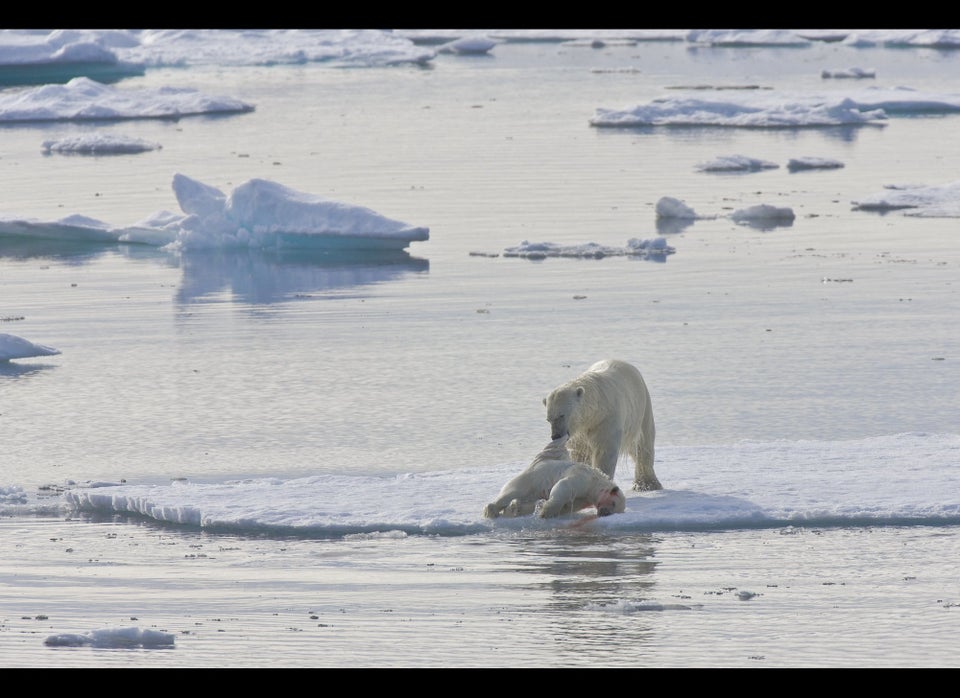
[0,237,430,307]
[508,531,660,606]
[502,531,666,654]
[656,218,695,235]
[175,248,429,305]
[0,360,57,378]
[734,218,795,232]
[0,237,121,264]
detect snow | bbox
[696,155,779,172]
[822,67,876,79]
[44,627,175,649]
[437,36,498,55]
[730,204,797,226]
[852,181,960,217]
[787,156,845,172]
[0,174,430,251]
[655,196,706,220]
[500,238,675,260]
[685,29,813,47]
[7,432,953,537]
[4,30,960,80]
[42,133,161,154]
[0,77,254,122]
[0,333,61,361]
[0,29,435,72]
[591,89,960,129]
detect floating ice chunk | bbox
[656,196,699,219]
[730,204,796,223]
[590,96,889,128]
[821,67,876,79]
[787,156,845,172]
[852,180,960,216]
[697,154,778,172]
[42,133,161,154]
[438,36,497,54]
[502,238,675,259]
[172,173,227,218]
[0,175,430,252]
[0,213,118,242]
[170,176,430,251]
[0,76,254,122]
[44,626,175,649]
[0,333,61,361]
[685,30,811,47]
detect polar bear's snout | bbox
[549,417,568,441]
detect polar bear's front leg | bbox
[538,477,580,518]
[631,434,661,491]
[591,425,622,480]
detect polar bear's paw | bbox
[482,503,501,519]
[503,499,525,517]
[533,499,548,517]
[632,477,663,492]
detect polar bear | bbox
[483,436,626,519]
[543,359,661,491]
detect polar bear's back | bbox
[581,358,651,422]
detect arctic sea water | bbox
[1,30,959,667]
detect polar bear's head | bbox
[596,485,626,517]
[543,385,584,440]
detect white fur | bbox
[483,437,627,519]
[543,359,661,491]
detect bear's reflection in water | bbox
[494,531,669,650]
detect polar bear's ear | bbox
[542,397,547,406]
[576,386,584,398]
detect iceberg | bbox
[0,174,430,253]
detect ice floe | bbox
[42,133,161,154]
[0,174,430,252]
[0,76,253,123]
[0,333,61,361]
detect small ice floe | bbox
[588,599,700,613]
[656,196,699,219]
[787,156,845,172]
[502,237,675,260]
[590,95,888,128]
[730,204,796,229]
[655,196,714,234]
[0,76,253,123]
[685,29,811,47]
[44,626,175,649]
[821,67,876,79]
[437,35,497,55]
[0,485,28,504]
[0,333,61,361]
[0,30,145,85]
[852,180,960,217]
[42,133,161,155]
[696,154,779,172]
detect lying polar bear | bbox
[483,436,627,519]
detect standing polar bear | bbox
[543,359,661,492]
[483,436,627,519]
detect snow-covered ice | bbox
[44,627,175,649]
[0,174,430,251]
[42,133,161,154]
[0,333,61,361]
[0,76,253,123]
[696,155,779,172]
